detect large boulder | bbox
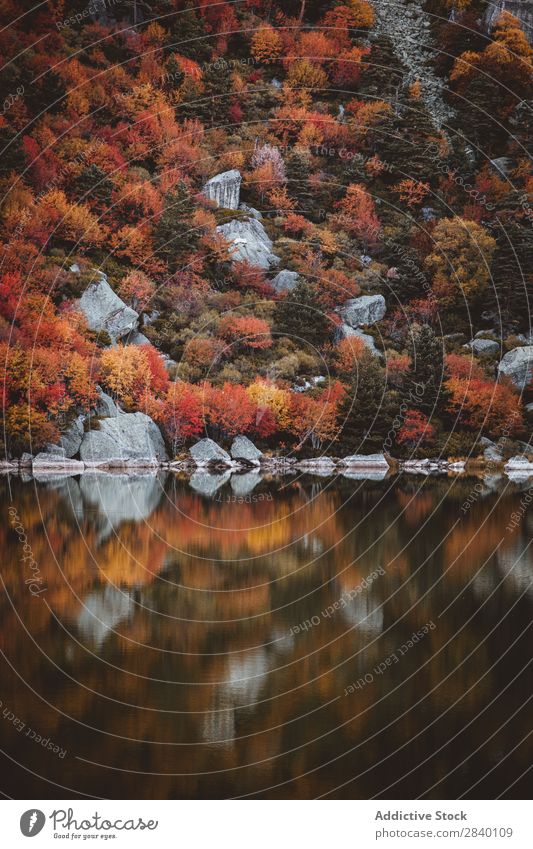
[217,217,280,270]
[190,438,231,467]
[230,435,263,465]
[340,294,386,328]
[58,415,85,458]
[270,269,299,293]
[202,169,242,209]
[78,272,139,342]
[497,346,533,391]
[79,413,168,465]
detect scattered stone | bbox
[217,217,280,269]
[78,272,139,342]
[270,269,299,293]
[190,438,231,467]
[339,453,390,468]
[340,294,386,328]
[497,346,533,391]
[465,338,500,356]
[202,169,242,209]
[80,412,168,465]
[230,435,262,465]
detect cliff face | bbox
[484,0,533,40]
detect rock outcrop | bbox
[337,323,382,356]
[340,294,386,328]
[202,169,242,209]
[79,413,168,465]
[94,386,121,417]
[270,269,299,293]
[44,415,85,459]
[497,345,533,391]
[484,0,533,42]
[190,438,231,466]
[78,272,138,342]
[230,435,262,464]
[217,217,280,269]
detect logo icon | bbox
[20,810,46,837]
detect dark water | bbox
[1,469,532,799]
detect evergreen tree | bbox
[170,5,212,62]
[407,324,448,415]
[337,351,397,453]
[154,182,199,271]
[274,279,330,347]
[197,59,232,126]
[286,150,316,218]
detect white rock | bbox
[202,169,242,209]
[340,294,386,328]
[230,435,262,464]
[78,272,139,342]
[505,455,533,472]
[497,346,533,391]
[79,413,168,465]
[190,438,231,466]
[190,470,231,497]
[217,218,280,269]
[271,269,299,293]
[33,454,85,473]
[339,453,389,468]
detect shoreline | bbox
[2,455,532,478]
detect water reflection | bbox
[0,471,531,798]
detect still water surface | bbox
[1,470,532,798]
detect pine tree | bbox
[154,182,199,271]
[274,279,330,347]
[407,324,448,415]
[337,351,397,453]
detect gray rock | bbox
[230,435,262,464]
[79,413,168,465]
[339,453,389,468]
[336,323,382,356]
[78,272,139,342]
[483,441,504,463]
[497,346,533,391]
[190,470,231,497]
[126,330,151,346]
[94,386,121,417]
[33,454,85,474]
[505,455,533,472]
[525,402,533,415]
[465,338,500,356]
[271,269,299,293]
[50,415,85,458]
[230,471,262,497]
[202,169,242,210]
[239,203,262,219]
[340,294,386,328]
[217,217,280,269]
[20,453,33,467]
[190,438,231,467]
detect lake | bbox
[1,470,531,799]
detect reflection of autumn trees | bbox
[1,475,532,798]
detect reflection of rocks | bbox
[497,541,533,600]
[342,593,384,636]
[79,472,166,529]
[80,413,168,465]
[44,476,85,521]
[230,471,262,497]
[342,468,389,481]
[77,585,134,649]
[190,470,231,497]
[339,453,389,469]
